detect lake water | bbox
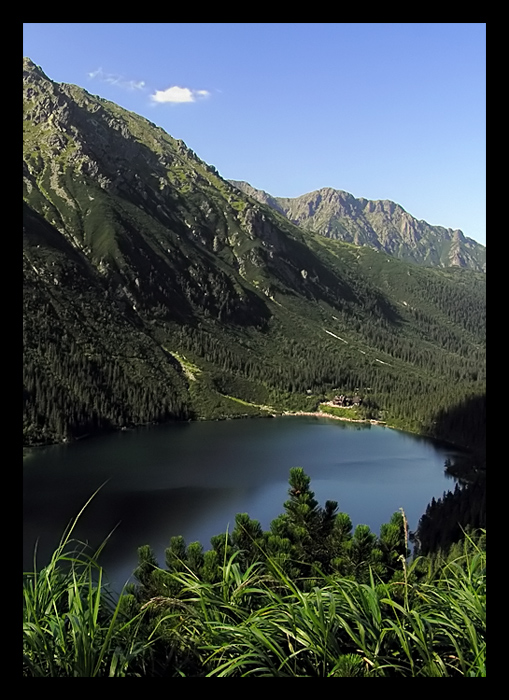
[23,416,459,591]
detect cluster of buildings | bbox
[329,394,362,408]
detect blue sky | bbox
[23,23,486,245]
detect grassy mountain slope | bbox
[23,58,485,448]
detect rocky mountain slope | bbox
[230,181,486,272]
[23,58,485,447]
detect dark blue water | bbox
[23,416,459,591]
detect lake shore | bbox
[281,410,386,426]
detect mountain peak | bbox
[232,181,485,272]
[23,57,49,80]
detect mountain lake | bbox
[23,415,462,592]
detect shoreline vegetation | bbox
[22,406,462,450]
[21,412,373,450]
[21,409,387,451]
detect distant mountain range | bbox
[229,181,486,272]
[23,57,485,447]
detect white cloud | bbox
[150,86,210,104]
[88,69,210,104]
[88,68,146,91]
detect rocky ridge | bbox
[229,181,486,272]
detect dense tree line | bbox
[413,475,486,555]
[170,314,484,444]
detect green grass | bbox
[23,492,150,677]
[319,404,366,420]
[145,531,485,677]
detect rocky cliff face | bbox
[230,181,486,272]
